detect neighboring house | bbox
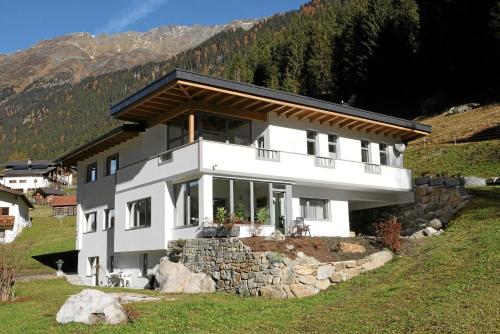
[51,195,77,216]
[57,69,431,287]
[0,185,33,243]
[0,160,75,193]
[33,187,66,205]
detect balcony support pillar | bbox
[188,110,195,143]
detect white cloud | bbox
[97,0,168,34]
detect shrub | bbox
[250,208,270,237]
[375,216,402,253]
[0,244,28,302]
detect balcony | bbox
[199,140,412,191]
[114,139,413,193]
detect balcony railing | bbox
[364,163,381,174]
[256,148,280,161]
[315,156,335,168]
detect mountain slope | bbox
[0,0,497,162]
[0,20,257,93]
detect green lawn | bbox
[15,205,76,275]
[0,187,498,333]
[405,140,500,178]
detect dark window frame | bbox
[105,154,119,176]
[84,211,97,233]
[361,140,370,163]
[306,130,317,156]
[379,143,388,166]
[86,162,98,183]
[127,197,152,229]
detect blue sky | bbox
[0,0,307,54]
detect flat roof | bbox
[111,68,431,134]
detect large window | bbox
[300,198,329,220]
[86,162,97,183]
[379,143,388,166]
[328,134,339,159]
[128,198,151,229]
[213,178,230,215]
[253,182,269,215]
[307,130,317,155]
[233,180,251,222]
[104,208,115,230]
[200,113,251,145]
[167,112,252,149]
[105,154,119,176]
[212,178,272,225]
[361,140,370,163]
[85,212,97,233]
[167,116,190,151]
[175,180,199,227]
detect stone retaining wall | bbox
[351,177,471,235]
[167,238,393,298]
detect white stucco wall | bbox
[2,176,48,193]
[74,112,415,286]
[0,192,31,243]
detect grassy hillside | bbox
[14,206,75,275]
[0,187,498,333]
[405,104,500,178]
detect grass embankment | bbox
[405,141,500,178]
[405,103,500,178]
[0,187,498,333]
[15,205,75,275]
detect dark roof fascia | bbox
[56,124,146,165]
[0,160,54,168]
[110,68,432,133]
[3,168,55,176]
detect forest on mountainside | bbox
[0,0,498,161]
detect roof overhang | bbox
[110,69,431,141]
[56,124,145,166]
[0,186,35,209]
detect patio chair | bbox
[289,217,311,237]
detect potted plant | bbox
[214,207,240,237]
[250,207,269,237]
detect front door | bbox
[90,257,99,286]
[273,191,286,233]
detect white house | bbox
[58,69,431,287]
[0,160,74,193]
[0,185,33,243]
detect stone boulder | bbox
[56,289,128,325]
[337,242,366,254]
[155,257,216,294]
[260,285,287,299]
[265,230,285,241]
[423,226,438,236]
[316,264,334,280]
[361,251,393,271]
[289,283,319,298]
[428,218,442,230]
[444,103,480,116]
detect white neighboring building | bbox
[0,185,33,243]
[58,69,431,288]
[0,160,74,193]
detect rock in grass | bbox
[428,218,443,230]
[155,257,215,294]
[56,289,128,325]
